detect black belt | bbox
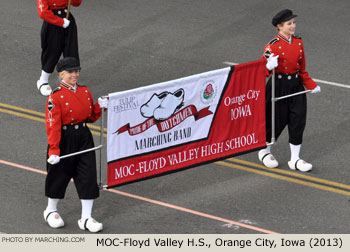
[52,8,67,16]
[62,122,86,131]
[276,73,299,80]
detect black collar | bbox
[278,33,292,44]
[60,82,77,92]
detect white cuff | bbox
[47,155,60,165]
[98,97,109,109]
[63,18,70,28]
[310,85,321,94]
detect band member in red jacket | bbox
[44,57,108,232]
[259,9,321,172]
[36,0,82,96]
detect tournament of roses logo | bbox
[114,88,213,136]
[200,80,217,104]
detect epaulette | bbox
[52,86,61,94]
[268,38,280,45]
[293,34,302,39]
[77,83,87,88]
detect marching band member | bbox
[44,57,108,232]
[36,0,82,96]
[259,9,321,172]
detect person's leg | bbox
[44,159,70,229]
[45,198,59,212]
[260,78,288,168]
[288,143,312,172]
[287,93,312,172]
[78,199,103,233]
[74,128,102,232]
[38,22,64,96]
[80,199,93,221]
[43,136,74,228]
[43,198,64,228]
[63,15,79,62]
[258,145,279,168]
[39,70,50,85]
[289,143,301,164]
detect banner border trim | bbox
[106,145,265,188]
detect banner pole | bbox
[99,107,105,189]
[271,69,276,145]
[60,145,103,159]
[274,89,312,101]
[66,0,72,19]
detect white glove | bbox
[266,53,279,71]
[63,18,70,28]
[98,96,109,109]
[47,155,60,165]
[310,85,321,94]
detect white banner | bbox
[107,67,231,162]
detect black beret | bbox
[56,57,81,72]
[272,9,297,27]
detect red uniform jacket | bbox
[263,33,317,90]
[37,0,82,27]
[45,82,101,156]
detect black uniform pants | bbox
[265,73,307,145]
[45,122,99,199]
[40,10,79,73]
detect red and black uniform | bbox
[45,82,101,199]
[37,0,82,73]
[263,33,317,145]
